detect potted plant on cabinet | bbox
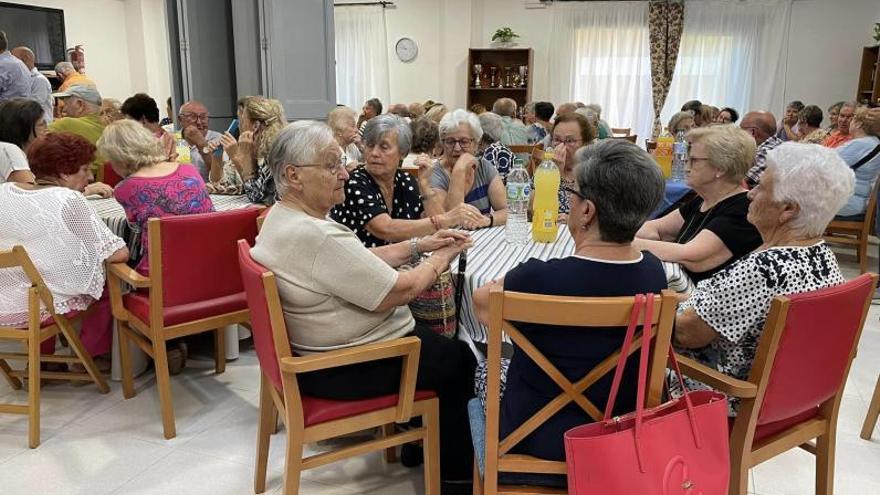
[491,27,520,48]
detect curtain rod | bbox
[334,1,395,7]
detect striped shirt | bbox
[429,158,498,214]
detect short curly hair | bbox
[97,119,166,174]
[551,113,595,145]
[409,117,439,154]
[27,133,96,179]
[686,125,755,182]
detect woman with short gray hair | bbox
[673,142,853,415]
[253,120,477,489]
[472,139,667,462]
[477,112,516,182]
[330,114,481,247]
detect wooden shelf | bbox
[467,48,533,112]
[469,87,528,91]
[856,46,880,105]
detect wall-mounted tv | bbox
[0,2,66,71]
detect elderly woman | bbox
[472,139,667,463]
[667,111,696,135]
[330,114,480,247]
[426,103,448,124]
[796,105,828,144]
[635,125,762,285]
[251,120,476,490]
[0,132,129,367]
[429,109,508,228]
[219,96,286,205]
[0,97,47,183]
[401,117,439,168]
[775,100,804,142]
[476,112,516,182]
[826,101,845,133]
[673,142,853,414]
[98,120,214,273]
[327,105,362,170]
[836,107,880,218]
[532,113,596,224]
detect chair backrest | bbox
[508,144,535,154]
[862,177,880,237]
[484,288,677,460]
[102,162,124,188]
[645,139,657,153]
[237,239,292,393]
[611,127,631,137]
[754,273,877,425]
[149,208,261,308]
[619,134,637,143]
[0,246,55,317]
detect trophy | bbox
[489,66,498,88]
[504,66,514,88]
[472,64,482,88]
[519,65,528,88]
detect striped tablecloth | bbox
[453,225,575,349]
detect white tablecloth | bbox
[453,225,575,348]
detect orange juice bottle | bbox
[655,131,674,178]
[532,150,560,243]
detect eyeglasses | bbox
[293,160,346,174]
[180,113,209,122]
[551,137,582,147]
[561,185,585,200]
[442,138,474,149]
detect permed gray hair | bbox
[363,114,412,156]
[686,125,755,182]
[478,112,504,143]
[765,142,854,237]
[574,139,665,243]
[267,121,338,197]
[97,119,166,175]
[492,98,517,118]
[439,109,483,143]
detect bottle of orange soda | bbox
[532,149,560,243]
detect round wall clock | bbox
[395,37,418,63]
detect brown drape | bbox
[648,0,684,138]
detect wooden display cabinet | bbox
[857,45,880,106]
[466,48,533,113]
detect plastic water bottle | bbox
[505,157,531,245]
[532,149,561,243]
[671,129,688,182]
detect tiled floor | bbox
[1,248,879,495]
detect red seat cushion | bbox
[124,291,247,327]
[752,407,819,442]
[301,390,436,427]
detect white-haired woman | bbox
[673,142,854,414]
[251,120,477,490]
[327,105,362,171]
[330,114,481,247]
[635,125,762,285]
[476,112,516,182]
[429,109,508,228]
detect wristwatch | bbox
[201,145,211,155]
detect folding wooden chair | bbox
[237,240,440,495]
[475,287,677,495]
[824,178,880,273]
[677,273,877,495]
[862,372,880,440]
[0,246,110,448]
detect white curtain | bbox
[661,0,792,126]
[548,2,654,143]
[334,6,390,109]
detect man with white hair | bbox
[55,60,95,92]
[11,46,53,121]
[0,31,31,101]
[491,97,530,146]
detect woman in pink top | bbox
[98,120,214,274]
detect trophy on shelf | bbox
[489,66,499,88]
[504,66,515,88]
[472,63,483,88]
[519,65,528,88]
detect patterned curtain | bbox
[648,1,684,137]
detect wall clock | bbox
[395,37,418,63]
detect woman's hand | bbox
[452,153,478,176]
[237,130,256,160]
[84,182,113,198]
[557,212,568,224]
[417,229,471,254]
[415,154,434,186]
[552,145,568,171]
[441,203,482,228]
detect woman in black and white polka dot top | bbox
[330,114,485,248]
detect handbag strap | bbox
[851,143,880,172]
[602,294,646,421]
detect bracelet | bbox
[409,237,421,264]
[486,213,494,228]
[429,215,442,232]
[423,258,442,278]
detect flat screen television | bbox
[0,2,66,71]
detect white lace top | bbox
[0,183,126,326]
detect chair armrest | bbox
[279,336,422,423]
[674,353,758,398]
[107,262,151,288]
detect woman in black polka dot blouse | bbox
[330,114,486,247]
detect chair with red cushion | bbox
[101,161,124,188]
[0,246,110,448]
[107,208,261,439]
[676,273,878,495]
[237,240,440,495]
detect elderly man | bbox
[357,97,383,134]
[10,46,53,122]
[0,31,31,101]
[55,61,95,92]
[492,97,530,146]
[741,111,783,188]
[527,101,554,144]
[823,101,857,149]
[175,100,223,181]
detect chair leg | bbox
[27,335,40,449]
[0,359,22,390]
[152,337,177,439]
[60,319,109,394]
[118,322,136,399]
[861,374,880,440]
[254,376,275,494]
[729,455,749,495]
[816,427,837,495]
[282,425,304,495]
[859,239,868,274]
[422,399,441,495]
[214,328,226,374]
[383,423,398,463]
[472,458,484,495]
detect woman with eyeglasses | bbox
[634,125,762,288]
[429,109,509,229]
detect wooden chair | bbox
[0,246,110,448]
[476,287,678,495]
[823,178,880,273]
[676,273,878,495]
[645,139,657,153]
[861,373,880,440]
[101,162,124,188]
[237,240,440,495]
[611,127,631,137]
[108,208,261,439]
[618,134,637,144]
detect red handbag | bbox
[564,294,730,495]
